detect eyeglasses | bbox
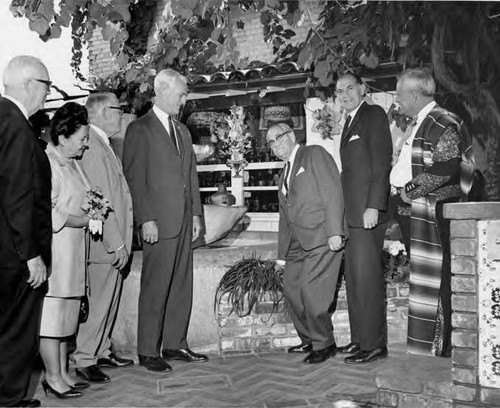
[30,78,52,93]
[267,130,291,148]
[107,106,125,115]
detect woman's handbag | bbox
[79,295,89,323]
[79,229,91,324]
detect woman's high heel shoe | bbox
[41,380,83,399]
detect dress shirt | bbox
[152,105,179,149]
[390,101,437,187]
[345,100,364,124]
[282,144,299,196]
[4,95,29,120]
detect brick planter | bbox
[217,280,409,354]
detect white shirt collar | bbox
[347,100,364,120]
[4,95,29,120]
[90,124,110,146]
[152,105,172,128]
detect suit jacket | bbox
[123,110,202,240]
[0,97,52,270]
[340,102,392,228]
[80,127,133,262]
[278,145,346,259]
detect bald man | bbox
[268,123,346,365]
[0,56,52,407]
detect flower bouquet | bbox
[210,104,252,172]
[312,97,342,140]
[382,240,410,284]
[81,187,113,236]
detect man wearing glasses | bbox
[336,72,392,364]
[0,55,52,407]
[268,123,346,365]
[74,93,134,383]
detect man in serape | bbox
[396,68,475,357]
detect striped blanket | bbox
[406,106,473,356]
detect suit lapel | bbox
[288,146,304,193]
[91,128,122,170]
[341,102,367,147]
[278,146,303,197]
[171,118,183,157]
[149,111,180,156]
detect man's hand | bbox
[327,235,344,251]
[142,221,159,244]
[192,215,203,242]
[26,255,47,289]
[112,246,129,270]
[400,188,412,205]
[363,208,379,229]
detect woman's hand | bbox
[65,214,91,228]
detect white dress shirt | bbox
[390,101,437,188]
[152,105,179,148]
[345,100,364,125]
[283,144,299,195]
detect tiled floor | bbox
[29,345,408,408]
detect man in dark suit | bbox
[268,123,346,365]
[0,56,52,407]
[123,69,207,372]
[336,72,393,364]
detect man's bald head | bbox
[2,55,51,116]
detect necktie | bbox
[341,115,352,142]
[283,161,291,195]
[167,116,178,152]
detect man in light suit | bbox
[0,55,52,407]
[123,69,206,372]
[74,93,134,383]
[336,72,393,364]
[268,123,346,365]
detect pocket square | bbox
[295,167,305,176]
[349,134,360,142]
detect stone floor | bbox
[28,344,413,408]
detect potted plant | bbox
[214,254,285,318]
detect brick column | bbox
[444,202,500,408]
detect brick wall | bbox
[446,204,500,408]
[375,203,500,408]
[217,280,409,354]
[87,28,115,79]
[87,0,323,79]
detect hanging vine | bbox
[8,0,500,198]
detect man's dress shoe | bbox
[303,344,336,364]
[337,342,361,354]
[138,355,172,372]
[162,348,208,363]
[288,343,313,354]
[97,352,134,368]
[75,365,110,383]
[11,399,41,407]
[69,381,90,390]
[344,347,388,364]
